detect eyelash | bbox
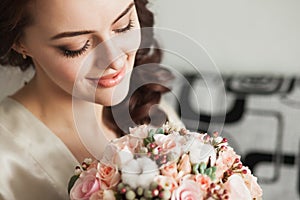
[62,40,91,58]
[114,19,134,34]
[61,20,134,58]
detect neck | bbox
[11,73,116,161]
[13,75,75,127]
[12,72,116,141]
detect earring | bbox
[22,54,27,59]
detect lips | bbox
[87,66,127,88]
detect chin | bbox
[94,89,129,106]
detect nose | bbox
[92,39,126,71]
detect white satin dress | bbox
[0,98,79,200]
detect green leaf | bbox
[211,166,217,173]
[205,168,212,176]
[155,128,164,135]
[143,137,154,146]
[199,162,207,174]
[192,163,200,174]
[148,129,156,137]
[211,174,216,181]
[68,175,79,194]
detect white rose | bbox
[188,139,216,165]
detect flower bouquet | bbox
[68,122,263,200]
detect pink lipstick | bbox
[96,66,126,88]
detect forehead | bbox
[27,0,133,35]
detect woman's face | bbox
[20,0,141,106]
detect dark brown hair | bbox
[0,0,33,70]
[0,0,173,136]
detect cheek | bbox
[47,59,78,79]
[34,50,83,88]
[115,29,142,55]
[127,51,137,67]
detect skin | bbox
[12,0,141,162]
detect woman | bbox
[0,0,179,199]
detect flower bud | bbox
[117,183,125,191]
[144,190,153,198]
[237,163,243,169]
[125,190,136,200]
[136,187,144,196]
[152,147,159,155]
[149,143,156,149]
[152,189,159,197]
[140,147,148,154]
[150,182,158,190]
[83,158,92,165]
[222,138,228,143]
[159,190,171,200]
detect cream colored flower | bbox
[121,157,159,189]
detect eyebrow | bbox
[112,2,135,24]
[50,30,96,40]
[50,2,135,40]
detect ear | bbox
[12,40,31,57]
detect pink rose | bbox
[70,168,101,200]
[243,168,263,198]
[112,134,143,153]
[215,147,240,179]
[99,163,121,189]
[180,174,211,192]
[154,134,184,159]
[171,180,204,200]
[177,154,191,180]
[127,136,143,152]
[194,174,211,192]
[154,134,177,152]
[101,143,133,168]
[223,174,251,200]
[112,135,130,150]
[154,175,178,191]
[160,162,178,179]
[129,124,149,138]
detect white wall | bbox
[151,0,300,75]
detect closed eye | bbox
[114,19,134,34]
[59,40,91,58]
